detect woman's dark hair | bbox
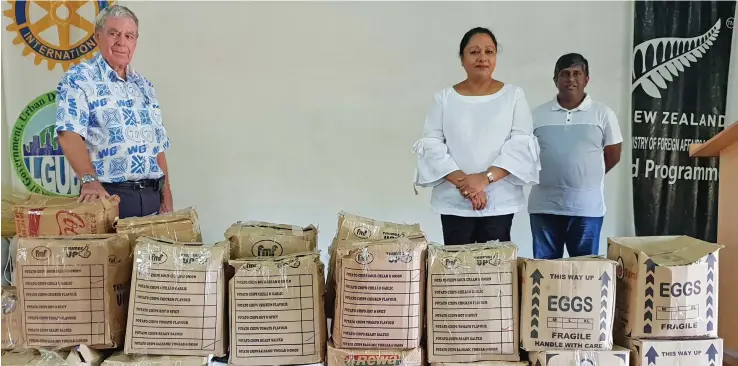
[554,53,589,78]
[459,27,499,58]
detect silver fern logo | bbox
[632,19,722,98]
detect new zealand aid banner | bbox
[2,1,113,197]
[631,1,735,242]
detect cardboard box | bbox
[1,287,24,350]
[427,242,520,362]
[13,195,119,237]
[228,252,327,365]
[102,351,208,366]
[519,257,617,351]
[333,236,427,349]
[625,337,723,366]
[327,340,423,366]
[608,236,722,340]
[431,363,527,366]
[326,212,424,319]
[15,234,132,349]
[1,349,69,366]
[224,221,317,258]
[528,346,629,366]
[115,207,202,243]
[124,237,227,356]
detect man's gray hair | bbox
[94,5,139,33]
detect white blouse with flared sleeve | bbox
[412,84,541,217]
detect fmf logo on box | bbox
[344,354,402,366]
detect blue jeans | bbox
[530,214,604,259]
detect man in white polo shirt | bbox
[528,53,622,259]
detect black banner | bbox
[631,1,735,242]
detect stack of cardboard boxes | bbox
[224,221,327,366]
[425,242,523,366]
[519,256,631,366]
[326,212,426,366]
[608,236,725,366]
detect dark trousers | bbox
[103,183,161,219]
[441,214,514,245]
[530,213,604,259]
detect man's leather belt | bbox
[104,177,164,191]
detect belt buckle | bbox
[135,181,145,190]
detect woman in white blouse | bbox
[413,27,540,245]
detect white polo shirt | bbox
[527,94,623,217]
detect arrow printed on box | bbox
[706,253,716,331]
[530,269,543,339]
[643,259,657,334]
[600,271,611,342]
[707,343,718,366]
[646,346,658,365]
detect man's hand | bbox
[469,191,487,210]
[458,173,490,197]
[78,181,110,203]
[160,187,173,214]
[445,170,466,188]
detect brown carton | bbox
[607,236,722,340]
[519,257,617,351]
[431,363,527,366]
[326,212,424,319]
[13,195,119,237]
[102,351,209,366]
[427,242,520,362]
[333,236,427,349]
[224,221,317,258]
[327,340,424,366]
[1,287,24,350]
[625,337,723,366]
[124,237,227,356]
[115,207,202,243]
[228,252,326,365]
[15,234,132,349]
[528,346,629,366]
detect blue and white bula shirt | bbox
[55,52,171,183]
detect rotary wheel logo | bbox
[3,0,114,71]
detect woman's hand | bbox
[470,191,487,210]
[445,170,467,187]
[458,173,490,197]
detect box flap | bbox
[609,236,723,265]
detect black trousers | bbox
[441,214,515,245]
[103,183,161,219]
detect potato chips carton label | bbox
[608,236,722,340]
[333,236,427,349]
[16,234,132,349]
[124,237,227,356]
[229,252,326,366]
[427,243,520,362]
[520,257,617,351]
[224,221,317,258]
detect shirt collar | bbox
[92,52,139,83]
[551,93,592,112]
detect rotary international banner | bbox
[631,1,736,242]
[2,0,114,197]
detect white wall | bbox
[2,2,737,264]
